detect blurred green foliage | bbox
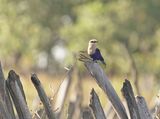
[0,0,160,78]
[61,0,160,78]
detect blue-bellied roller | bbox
[87,39,106,66]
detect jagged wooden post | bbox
[82,107,94,119]
[90,88,106,119]
[5,82,17,119]
[84,62,128,119]
[55,67,73,119]
[122,79,152,119]
[0,63,14,119]
[31,74,56,119]
[0,98,12,119]
[106,104,118,119]
[136,96,152,119]
[121,79,140,119]
[6,70,32,119]
[154,91,160,119]
[67,102,76,119]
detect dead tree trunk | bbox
[90,88,106,119]
[84,62,128,119]
[31,74,56,119]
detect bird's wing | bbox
[96,48,106,65]
[96,48,104,61]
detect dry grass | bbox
[17,72,157,112]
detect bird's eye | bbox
[91,41,96,43]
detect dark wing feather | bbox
[96,48,106,65]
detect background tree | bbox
[0,0,160,83]
[60,0,160,92]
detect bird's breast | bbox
[87,48,95,55]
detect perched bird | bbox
[87,39,106,66]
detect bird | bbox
[87,39,106,66]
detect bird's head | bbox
[88,39,98,55]
[89,39,98,45]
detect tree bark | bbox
[136,96,152,119]
[90,89,106,119]
[0,63,15,119]
[7,70,31,119]
[85,62,128,119]
[31,73,56,119]
[82,107,94,119]
[121,79,140,119]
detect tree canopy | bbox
[0,0,160,78]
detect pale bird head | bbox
[87,39,98,55]
[88,39,98,44]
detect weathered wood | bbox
[31,73,56,119]
[154,108,160,119]
[55,67,73,119]
[106,104,118,119]
[55,77,71,115]
[7,70,27,103]
[0,99,12,119]
[85,62,128,119]
[67,101,76,119]
[67,96,82,119]
[14,73,27,103]
[82,107,94,119]
[5,81,16,119]
[6,70,32,119]
[0,63,6,99]
[89,88,106,119]
[121,79,140,119]
[66,75,83,119]
[154,92,160,119]
[0,63,15,119]
[32,108,46,119]
[74,67,83,119]
[136,96,152,119]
